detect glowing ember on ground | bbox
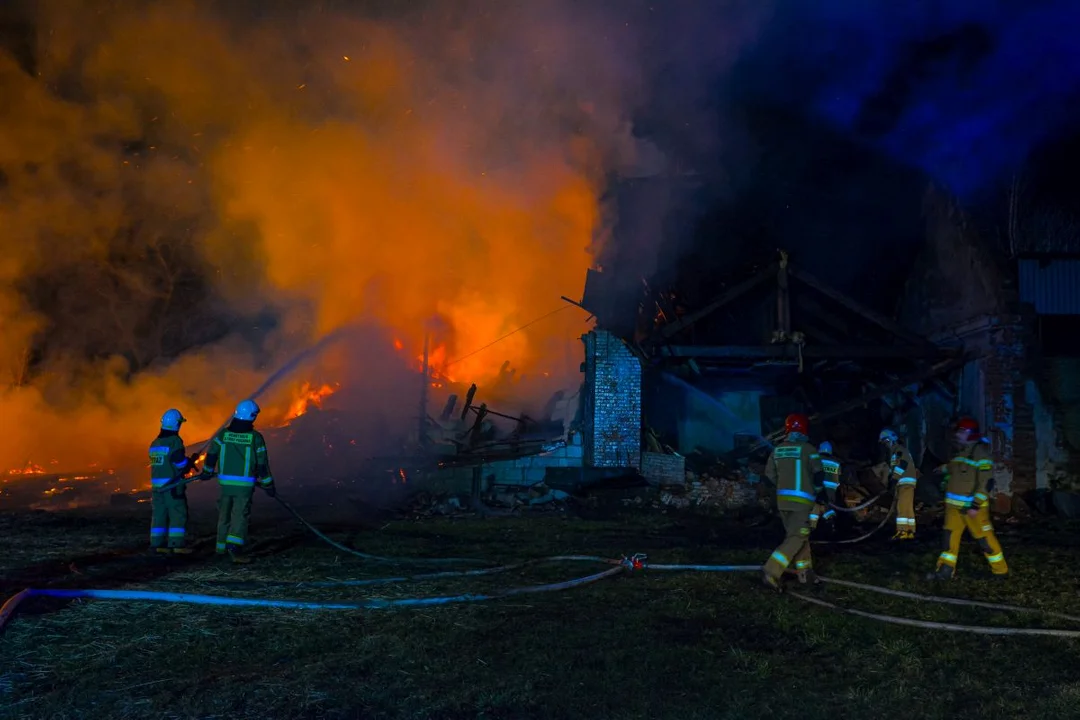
[282,382,339,424]
[6,462,46,476]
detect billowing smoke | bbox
[0,0,769,483]
[742,1,1080,200]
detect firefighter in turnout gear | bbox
[149,409,195,554]
[930,417,1009,580]
[762,413,825,591]
[809,440,840,531]
[198,399,276,564]
[880,428,918,540]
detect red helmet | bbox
[956,417,979,434]
[784,413,809,434]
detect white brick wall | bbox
[583,330,642,469]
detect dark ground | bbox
[2,495,1080,720]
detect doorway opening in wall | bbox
[1037,316,1080,357]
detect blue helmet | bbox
[818,440,833,455]
[878,428,899,445]
[161,409,186,431]
[234,399,261,422]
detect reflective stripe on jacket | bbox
[149,434,189,487]
[206,428,274,489]
[765,435,824,511]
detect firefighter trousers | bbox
[764,505,814,580]
[895,484,916,534]
[150,488,188,548]
[216,487,254,554]
[935,505,1008,577]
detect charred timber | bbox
[657,345,961,360]
[654,261,779,340]
[725,353,971,460]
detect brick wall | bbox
[582,330,642,469]
[983,319,1036,498]
[641,452,685,486]
[943,316,1036,504]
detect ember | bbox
[6,462,46,476]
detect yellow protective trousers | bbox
[895,483,916,534]
[764,505,814,580]
[216,487,254,554]
[935,505,1008,577]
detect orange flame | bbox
[282,382,339,424]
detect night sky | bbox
[611,0,1080,310]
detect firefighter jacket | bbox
[944,441,993,510]
[820,452,842,495]
[765,433,824,511]
[149,431,190,488]
[887,443,918,489]
[203,419,275,491]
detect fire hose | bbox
[272,496,490,565]
[813,496,898,546]
[1,490,1072,640]
[4,553,1080,639]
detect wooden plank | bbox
[660,345,959,360]
[656,262,778,339]
[787,264,933,348]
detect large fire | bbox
[0,2,628,487]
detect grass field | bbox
[2,501,1080,720]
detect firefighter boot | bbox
[154,547,172,555]
[761,569,783,593]
[171,546,194,555]
[797,568,821,585]
[228,547,252,565]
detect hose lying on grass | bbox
[4,559,1080,640]
[0,565,628,630]
[4,498,1076,640]
[274,496,490,566]
[818,577,1080,624]
[151,555,629,590]
[787,590,1080,639]
[0,558,765,633]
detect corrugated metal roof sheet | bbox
[1018,259,1080,315]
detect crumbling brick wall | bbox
[582,330,642,469]
[983,319,1036,499]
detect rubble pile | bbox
[653,467,765,513]
[402,484,571,518]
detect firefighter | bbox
[198,399,276,564]
[880,428,919,540]
[148,409,195,554]
[809,440,840,531]
[929,417,1008,580]
[762,413,826,591]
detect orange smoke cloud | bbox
[0,0,661,480]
